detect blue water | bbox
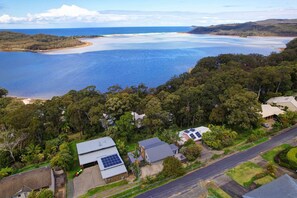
[1,26,192,36]
[0,27,293,98]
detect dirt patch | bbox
[141,161,163,178]
[73,166,105,198]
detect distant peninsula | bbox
[0,31,100,52]
[190,19,297,37]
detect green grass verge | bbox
[254,175,274,186]
[79,180,128,198]
[208,187,231,198]
[227,162,265,187]
[238,137,269,151]
[67,140,81,180]
[261,144,291,164]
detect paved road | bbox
[137,126,297,198]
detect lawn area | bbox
[254,175,274,186]
[238,137,269,151]
[127,143,137,152]
[261,144,291,164]
[207,182,231,198]
[227,162,265,187]
[67,140,81,179]
[79,180,128,198]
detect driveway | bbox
[141,161,163,178]
[137,125,297,198]
[73,166,105,198]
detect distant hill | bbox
[190,19,297,37]
[0,31,88,52]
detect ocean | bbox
[0,27,293,98]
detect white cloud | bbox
[0,4,297,28]
[0,5,128,24]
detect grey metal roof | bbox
[170,144,178,151]
[146,143,174,163]
[76,137,115,155]
[139,137,162,149]
[127,152,143,163]
[243,174,297,198]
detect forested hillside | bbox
[0,38,297,176]
[190,19,297,37]
[0,31,86,51]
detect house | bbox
[260,104,285,119]
[242,174,297,198]
[267,96,297,112]
[138,137,179,164]
[0,166,55,198]
[76,137,128,183]
[131,112,145,128]
[178,126,210,145]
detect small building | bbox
[242,174,297,198]
[260,104,285,120]
[267,96,297,112]
[138,137,179,164]
[178,126,210,145]
[131,112,145,128]
[0,166,55,198]
[76,137,128,183]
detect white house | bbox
[178,126,210,145]
[267,96,297,112]
[76,137,128,183]
[260,104,285,119]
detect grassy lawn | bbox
[67,140,81,180]
[127,143,137,152]
[238,137,269,151]
[227,162,265,187]
[79,180,128,198]
[254,175,274,186]
[261,144,291,164]
[207,182,231,198]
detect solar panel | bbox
[189,134,196,139]
[101,154,122,168]
[195,132,202,138]
[190,128,195,132]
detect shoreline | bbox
[0,40,93,53]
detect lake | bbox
[0,27,293,98]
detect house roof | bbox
[139,137,162,149]
[97,154,127,179]
[179,126,211,142]
[127,152,143,163]
[146,143,174,163]
[0,166,52,198]
[76,137,115,155]
[243,174,297,198]
[170,144,178,151]
[78,146,119,166]
[267,96,297,111]
[131,112,145,120]
[261,104,285,118]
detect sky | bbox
[0,0,297,28]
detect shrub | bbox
[266,162,277,177]
[203,125,238,150]
[28,189,53,198]
[248,129,266,142]
[183,139,196,147]
[287,147,297,169]
[180,144,202,161]
[160,156,185,178]
[0,167,14,179]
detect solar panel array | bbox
[189,134,196,139]
[101,154,122,168]
[195,132,202,138]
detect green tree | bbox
[0,167,13,179]
[202,125,238,150]
[180,144,202,161]
[0,88,8,98]
[21,144,44,165]
[161,156,185,178]
[50,143,72,170]
[115,112,135,142]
